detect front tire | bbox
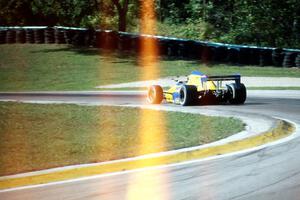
[147,85,163,104]
[179,85,198,106]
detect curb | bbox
[0,119,295,190]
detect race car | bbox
[147,71,246,106]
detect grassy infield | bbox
[0,44,299,175]
[0,103,243,175]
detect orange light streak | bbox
[126,0,169,199]
[139,0,159,80]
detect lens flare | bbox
[126,0,169,199]
[139,0,159,80]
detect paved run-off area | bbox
[96,76,300,89]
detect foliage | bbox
[156,0,300,48]
[229,0,300,47]
[0,0,99,26]
[0,0,34,25]
[156,19,215,41]
[99,0,138,31]
[0,0,299,48]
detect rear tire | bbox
[147,85,163,104]
[179,85,198,106]
[227,83,247,104]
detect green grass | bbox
[0,102,244,175]
[0,44,299,91]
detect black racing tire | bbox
[147,85,163,104]
[16,29,26,43]
[179,85,198,106]
[0,29,6,44]
[34,29,45,44]
[6,30,16,44]
[55,29,66,44]
[283,52,297,68]
[296,53,300,68]
[272,48,284,67]
[45,28,55,44]
[227,83,247,104]
[25,29,35,43]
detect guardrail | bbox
[1,26,300,68]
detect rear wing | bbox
[201,74,241,89]
[202,74,240,83]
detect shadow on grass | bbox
[29,45,141,65]
[29,44,206,64]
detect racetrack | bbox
[0,90,299,200]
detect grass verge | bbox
[0,101,244,176]
[0,44,299,91]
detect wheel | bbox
[179,85,198,106]
[227,83,247,104]
[147,85,163,104]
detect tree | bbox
[111,0,129,31]
[31,0,99,26]
[0,0,34,25]
[230,0,300,47]
[0,0,99,26]
[156,0,190,23]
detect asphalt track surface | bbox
[0,90,300,200]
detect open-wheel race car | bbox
[147,71,247,106]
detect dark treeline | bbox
[0,0,299,48]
